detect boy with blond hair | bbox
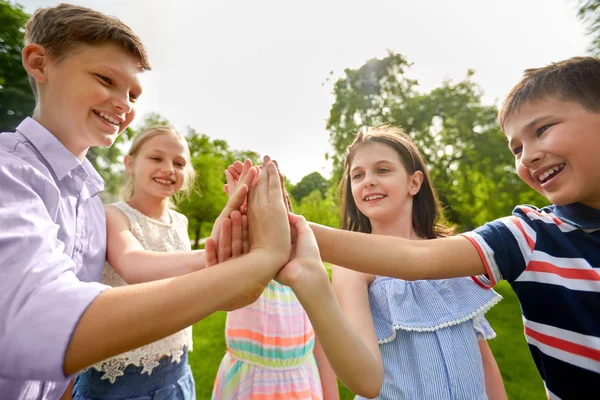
[0,4,292,399]
[306,56,600,399]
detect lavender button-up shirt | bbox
[0,118,109,399]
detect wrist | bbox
[290,262,331,298]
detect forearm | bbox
[294,279,383,398]
[313,337,340,400]
[115,250,205,283]
[64,249,280,375]
[479,340,507,400]
[309,222,485,280]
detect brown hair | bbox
[24,3,151,96]
[498,56,600,130]
[122,126,195,209]
[339,126,453,239]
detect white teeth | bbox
[97,111,120,125]
[154,178,173,185]
[538,165,564,183]
[365,195,385,201]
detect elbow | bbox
[348,368,384,399]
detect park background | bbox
[2,0,599,398]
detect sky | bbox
[21,0,590,183]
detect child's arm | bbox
[62,163,289,376]
[478,340,507,400]
[309,222,486,280]
[107,165,255,283]
[278,214,384,398]
[0,162,289,381]
[313,336,340,400]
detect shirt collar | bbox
[16,117,104,193]
[542,203,600,229]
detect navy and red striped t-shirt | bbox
[463,202,600,400]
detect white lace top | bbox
[87,201,194,383]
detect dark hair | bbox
[339,125,453,238]
[24,3,151,96]
[498,56,600,130]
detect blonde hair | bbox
[24,3,151,97]
[121,126,195,209]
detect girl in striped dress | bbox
[328,126,507,399]
[212,160,339,400]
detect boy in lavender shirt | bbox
[0,4,292,399]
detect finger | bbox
[230,210,243,257]
[266,162,284,204]
[228,183,249,211]
[232,160,244,174]
[239,165,257,188]
[204,238,217,267]
[223,183,230,195]
[238,159,252,183]
[227,165,240,182]
[218,217,232,263]
[242,215,249,254]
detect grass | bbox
[189,276,546,399]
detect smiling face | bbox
[126,133,189,200]
[504,97,600,209]
[349,142,422,224]
[36,42,143,159]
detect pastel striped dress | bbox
[212,280,322,399]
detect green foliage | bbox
[292,186,341,228]
[577,0,600,55]
[291,171,329,202]
[326,52,546,229]
[0,0,34,131]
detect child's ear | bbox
[408,170,424,196]
[22,44,49,85]
[124,155,134,174]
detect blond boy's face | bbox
[39,42,142,158]
[504,97,600,209]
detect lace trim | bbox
[377,295,502,344]
[85,347,189,384]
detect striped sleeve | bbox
[462,209,536,285]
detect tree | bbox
[0,0,35,131]
[577,0,600,55]
[291,171,329,202]
[327,52,546,230]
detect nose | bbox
[519,145,544,169]
[363,172,377,187]
[160,161,175,174]
[111,91,133,114]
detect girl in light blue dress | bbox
[332,126,507,399]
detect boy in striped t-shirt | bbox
[309,56,600,399]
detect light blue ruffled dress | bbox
[357,276,502,400]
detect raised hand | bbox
[246,161,291,266]
[210,160,256,261]
[275,213,328,289]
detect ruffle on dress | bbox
[369,276,502,344]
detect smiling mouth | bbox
[93,110,121,127]
[538,164,565,184]
[364,195,386,202]
[153,178,174,185]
